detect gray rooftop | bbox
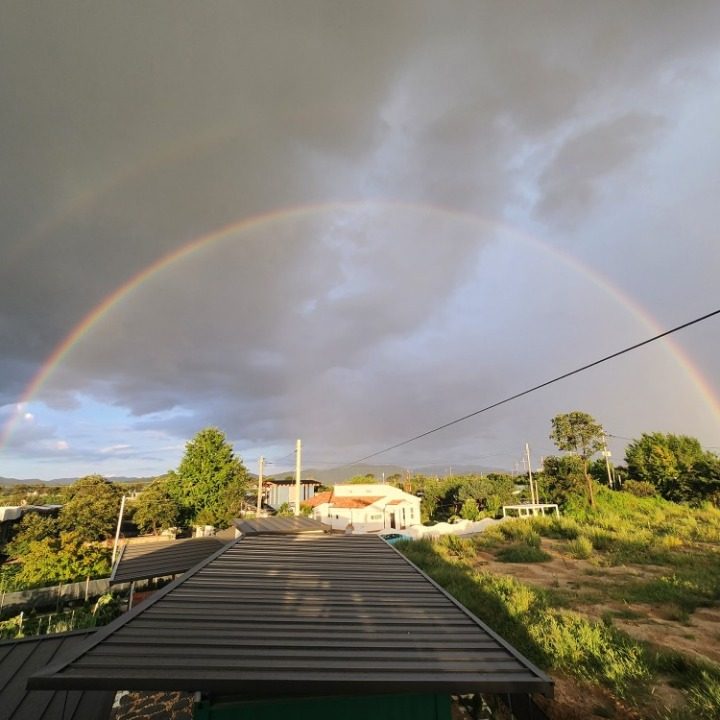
[232,515,328,536]
[30,534,552,699]
[0,630,113,720]
[110,537,227,584]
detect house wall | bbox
[313,499,421,533]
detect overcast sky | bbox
[1,2,719,480]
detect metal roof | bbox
[0,630,113,720]
[110,537,227,584]
[30,535,552,699]
[232,516,329,535]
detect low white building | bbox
[305,484,421,533]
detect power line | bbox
[344,307,720,466]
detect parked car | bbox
[379,532,412,545]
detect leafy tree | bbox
[132,475,180,535]
[15,531,111,588]
[168,427,250,527]
[550,411,605,507]
[459,497,481,521]
[457,473,515,516]
[59,475,121,541]
[542,455,586,507]
[5,513,59,559]
[625,433,717,503]
[347,474,376,484]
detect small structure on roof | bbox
[233,515,328,536]
[262,476,322,507]
[304,483,421,533]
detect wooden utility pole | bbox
[294,439,302,516]
[525,444,537,505]
[602,434,615,489]
[111,495,126,566]
[256,456,265,515]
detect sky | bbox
[1,2,719,481]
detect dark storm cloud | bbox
[1,2,720,474]
[536,112,665,223]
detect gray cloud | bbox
[1,2,720,476]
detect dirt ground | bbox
[472,539,720,718]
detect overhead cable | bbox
[344,307,720,466]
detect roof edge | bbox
[28,536,242,689]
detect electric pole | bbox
[256,456,265,516]
[602,434,614,489]
[525,443,537,505]
[294,438,302,516]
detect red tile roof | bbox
[302,491,332,508]
[329,496,384,509]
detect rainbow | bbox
[2,200,719,450]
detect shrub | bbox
[442,534,475,560]
[499,520,540,544]
[623,480,657,498]
[567,536,593,559]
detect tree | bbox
[550,411,605,507]
[5,513,59,559]
[542,455,586,507]
[15,531,111,588]
[625,432,720,504]
[168,427,250,527]
[132,475,180,535]
[59,475,121,541]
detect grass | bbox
[400,489,720,717]
[495,544,551,563]
[400,538,649,696]
[567,536,593,559]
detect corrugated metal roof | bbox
[0,630,113,720]
[110,537,227,584]
[30,535,553,699]
[232,516,329,536]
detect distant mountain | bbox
[269,463,507,486]
[0,475,157,487]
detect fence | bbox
[0,577,131,614]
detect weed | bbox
[567,536,593,559]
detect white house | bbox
[304,484,421,533]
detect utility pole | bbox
[294,438,302,516]
[256,456,265,516]
[602,434,615,489]
[111,495,126,567]
[525,444,536,505]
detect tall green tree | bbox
[132,475,181,535]
[625,432,719,503]
[550,411,605,507]
[169,427,250,527]
[542,455,586,507]
[59,475,121,541]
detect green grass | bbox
[400,538,649,696]
[567,536,593,559]
[495,543,551,563]
[400,492,720,717]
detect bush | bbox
[567,536,594,559]
[623,480,657,498]
[533,515,580,540]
